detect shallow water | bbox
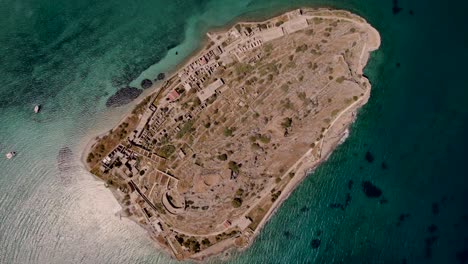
[1,0,467,263]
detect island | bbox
[84,8,380,260]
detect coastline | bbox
[80,7,380,261]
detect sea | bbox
[0,0,467,263]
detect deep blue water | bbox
[0,0,467,263]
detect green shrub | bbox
[336,76,346,84]
[281,117,292,129]
[177,120,194,138]
[228,161,240,174]
[258,134,271,144]
[232,197,243,208]
[217,153,228,161]
[87,152,95,163]
[223,127,234,137]
[157,145,176,158]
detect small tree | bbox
[201,238,211,247]
[223,127,234,137]
[217,153,228,161]
[281,117,292,129]
[87,152,95,163]
[228,161,240,174]
[232,197,243,208]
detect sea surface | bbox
[1,0,467,263]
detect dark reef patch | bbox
[106,86,142,107]
[424,235,438,259]
[330,193,352,210]
[348,180,354,190]
[432,202,439,215]
[300,206,309,213]
[381,161,388,170]
[396,213,410,226]
[409,10,414,16]
[345,193,352,207]
[379,197,388,204]
[141,79,153,89]
[441,195,448,206]
[56,146,77,184]
[396,62,401,68]
[456,248,468,264]
[283,230,293,239]
[156,72,166,81]
[392,0,403,14]
[329,203,344,210]
[57,147,73,172]
[427,224,438,233]
[311,239,321,249]
[361,181,382,198]
[399,213,410,221]
[365,151,374,163]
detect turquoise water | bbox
[1,0,467,263]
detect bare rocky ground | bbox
[85,8,380,260]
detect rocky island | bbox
[84,8,380,260]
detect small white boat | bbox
[6,151,16,159]
[34,105,40,113]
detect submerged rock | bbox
[329,203,344,210]
[392,0,403,14]
[283,231,293,239]
[345,193,352,206]
[432,202,439,215]
[361,181,382,198]
[456,248,468,264]
[141,79,153,89]
[156,72,165,81]
[365,151,374,163]
[311,239,321,249]
[427,224,438,233]
[348,180,354,190]
[57,147,73,172]
[424,235,438,258]
[56,146,77,184]
[381,161,388,170]
[399,213,410,222]
[106,86,142,107]
[379,197,389,204]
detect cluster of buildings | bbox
[96,9,316,253]
[100,144,143,179]
[99,8,314,184]
[178,45,225,92]
[100,9,313,177]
